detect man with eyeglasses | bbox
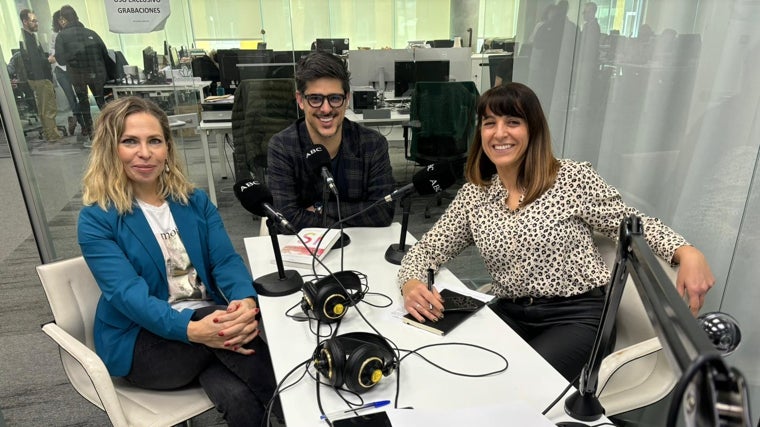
[267,51,395,232]
[18,9,63,142]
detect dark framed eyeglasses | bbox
[303,93,346,108]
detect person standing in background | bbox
[19,8,62,142]
[54,5,111,142]
[49,9,81,138]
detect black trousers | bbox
[124,305,282,426]
[67,67,106,133]
[489,287,606,382]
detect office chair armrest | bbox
[401,119,421,129]
[42,323,110,377]
[599,337,662,384]
[597,337,677,415]
[42,322,124,419]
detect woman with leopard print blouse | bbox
[398,83,715,381]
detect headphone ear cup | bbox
[301,281,316,315]
[323,338,345,387]
[343,344,386,394]
[316,282,349,323]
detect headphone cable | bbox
[263,358,311,427]
[398,342,509,378]
[541,372,581,416]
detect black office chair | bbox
[231,78,300,182]
[191,55,221,97]
[402,81,479,217]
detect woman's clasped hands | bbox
[188,298,261,355]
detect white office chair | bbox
[594,233,679,416]
[37,257,214,427]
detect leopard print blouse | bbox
[397,159,688,299]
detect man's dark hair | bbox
[295,51,351,94]
[19,8,33,22]
[60,5,79,24]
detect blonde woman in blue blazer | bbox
[77,96,281,426]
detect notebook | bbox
[402,288,486,336]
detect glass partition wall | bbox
[2,0,759,424]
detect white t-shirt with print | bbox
[137,199,214,311]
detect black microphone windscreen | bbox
[304,144,331,175]
[412,163,458,195]
[234,179,273,217]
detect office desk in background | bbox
[106,80,211,102]
[197,120,233,206]
[244,224,610,427]
[345,108,409,127]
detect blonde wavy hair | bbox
[81,96,194,214]
[465,83,559,206]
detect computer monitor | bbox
[393,60,450,97]
[315,38,350,55]
[163,41,179,69]
[217,49,273,92]
[272,50,311,64]
[107,49,129,81]
[427,39,455,48]
[238,63,295,80]
[143,46,159,83]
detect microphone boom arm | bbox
[564,215,751,426]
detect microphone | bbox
[305,144,338,196]
[697,312,742,356]
[234,179,296,234]
[233,178,303,297]
[384,162,457,203]
[384,163,458,265]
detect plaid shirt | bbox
[267,118,396,232]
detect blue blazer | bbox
[77,190,256,377]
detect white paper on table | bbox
[385,400,555,426]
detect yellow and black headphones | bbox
[300,271,365,323]
[313,332,396,394]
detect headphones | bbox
[313,332,396,394]
[301,271,365,323]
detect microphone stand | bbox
[321,183,329,227]
[322,181,350,249]
[384,196,412,265]
[252,218,304,297]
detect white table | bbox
[345,109,409,127]
[244,224,611,426]
[106,80,211,101]
[197,120,233,205]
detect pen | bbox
[427,268,435,310]
[320,400,391,420]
